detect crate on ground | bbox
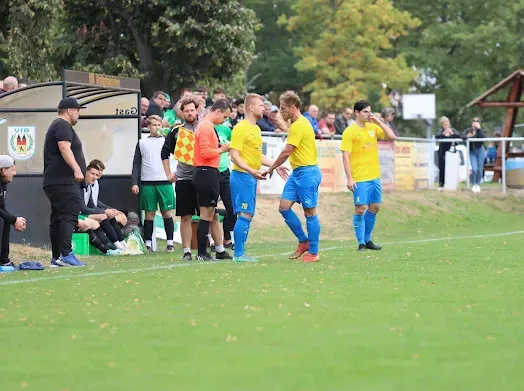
[72,233,90,256]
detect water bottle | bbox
[0,265,15,273]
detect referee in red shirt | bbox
[193,99,233,261]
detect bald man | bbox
[2,77,18,93]
[303,104,322,138]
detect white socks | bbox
[167,240,174,246]
[183,247,191,254]
[215,244,225,253]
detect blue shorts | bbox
[230,170,257,216]
[353,179,382,205]
[282,165,322,208]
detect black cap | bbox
[58,97,86,110]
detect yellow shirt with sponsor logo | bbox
[287,115,318,169]
[230,119,263,173]
[340,122,385,182]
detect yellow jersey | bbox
[230,119,263,172]
[287,115,318,169]
[340,122,385,182]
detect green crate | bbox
[72,233,90,255]
[90,244,104,256]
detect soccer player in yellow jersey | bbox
[340,100,398,251]
[229,93,289,263]
[263,91,322,262]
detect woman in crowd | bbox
[463,117,486,193]
[436,116,462,190]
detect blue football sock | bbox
[306,215,321,255]
[364,210,377,243]
[233,216,251,257]
[280,209,308,243]
[353,214,366,245]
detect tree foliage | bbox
[1,1,258,95]
[280,0,420,111]
[395,0,524,131]
[244,0,313,96]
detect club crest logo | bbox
[8,126,35,160]
[368,130,375,137]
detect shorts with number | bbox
[175,180,198,217]
[193,166,220,208]
[353,179,382,205]
[230,170,257,216]
[282,165,322,208]
[78,214,88,221]
[140,183,175,212]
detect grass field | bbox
[1,191,524,391]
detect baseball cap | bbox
[270,105,279,112]
[58,97,86,110]
[0,155,15,169]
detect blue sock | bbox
[280,209,308,243]
[233,216,251,257]
[306,215,320,255]
[364,210,377,243]
[353,214,365,245]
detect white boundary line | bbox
[1,230,523,286]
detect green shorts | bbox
[78,214,89,221]
[141,184,175,212]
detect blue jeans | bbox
[470,147,486,185]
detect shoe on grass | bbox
[215,250,232,260]
[302,252,320,262]
[289,241,309,259]
[365,241,382,250]
[181,252,193,261]
[234,255,259,263]
[196,252,215,261]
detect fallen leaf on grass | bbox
[226,334,237,342]
[304,302,311,308]
[100,323,109,329]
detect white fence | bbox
[142,129,524,193]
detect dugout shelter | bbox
[0,70,141,246]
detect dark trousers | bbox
[219,169,236,241]
[0,216,11,263]
[44,184,82,258]
[438,151,446,187]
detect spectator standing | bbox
[268,105,289,133]
[231,99,246,127]
[0,76,18,94]
[381,107,399,137]
[146,91,167,118]
[463,117,486,193]
[140,97,149,128]
[435,116,462,191]
[0,156,27,267]
[335,108,354,135]
[43,97,87,267]
[303,104,322,138]
[256,102,277,132]
[132,115,176,251]
[192,99,232,261]
[318,112,336,135]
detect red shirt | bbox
[194,120,220,168]
[318,119,335,134]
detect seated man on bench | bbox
[88,159,128,227]
[81,162,135,254]
[76,215,122,256]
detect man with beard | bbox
[229,94,289,262]
[161,97,200,260]
[43,97,87,267]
